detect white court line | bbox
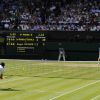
[49,80,100,100]
[2,70,63,83]
[0,77,28,84]
[0,59,99,62]
[91,95,100,100]
[34,70,63,76]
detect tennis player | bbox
[0,62,5,79]
[58,48,66,61]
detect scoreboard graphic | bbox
[6,32,46,55]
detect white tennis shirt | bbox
[0,65,4,74]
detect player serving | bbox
[0,62,5,79]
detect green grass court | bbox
[0,59,100,100]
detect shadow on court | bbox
[0,88,20,91]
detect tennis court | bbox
[0,59,100,100]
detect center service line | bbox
[91,95,100,100]
[49,80,100,100]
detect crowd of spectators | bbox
[0,0,100,31]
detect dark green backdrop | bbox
[0,31,100,60]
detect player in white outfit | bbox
[0,62,5,79]
[58,48,66,61]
